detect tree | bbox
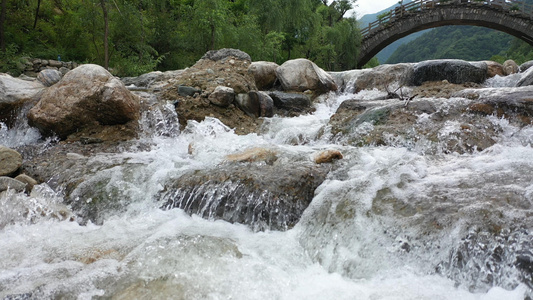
[0,0,5,52]
[100,0,109,69]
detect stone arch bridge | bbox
[357,0,533,68]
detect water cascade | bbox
[1,66,532,299]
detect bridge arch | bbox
[357,0,533,68]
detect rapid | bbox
[1,72,532,299]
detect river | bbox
[0,73,532,299]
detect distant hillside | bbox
[386,26,514,63]
[358,0,425,63]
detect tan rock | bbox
[314,150,343,164]
[484,61,505,78]
[28,64,140,139]
[0,145,22,176]
[225,147,278,165]
[14,174,38,193]
[503,60,519,76]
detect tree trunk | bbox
[210,23,215,50]
[100,0,109,69]
[33,0,41,29]
[0,0,6,52]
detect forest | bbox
[0,0,361,77]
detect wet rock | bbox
[329,96,501,153]
[160,162,329,231]
[520,60,533,72]
[314,150,343,164]
[349,63,414,92]
[14,174,38,193]
[0,74,45,126]
[276,58,337,93]
[503,59,519,75]
[516,67,533,87]
[28,64,140,139]
[201,48,251,62]
[208,86,235,107]
[225,147,278,165]
[0,145,22,176]
[484,61,505,78]
[412,60,487,86]
[236,91,274,118]
[0,176,26,192]
[248,61,279,90]
[121,71,164,88]
[267,91,313,115]
[37,69,62,87]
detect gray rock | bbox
[0,74,45,126]
[248,61,279,90]
[201,48,251,62]
[37,69,62,87]
[159,162,329,231]
[0,176,26,193]
[519,60,533,73]
[178,85,201,97]
[276,59,337,93]
[121,71,164,88]
[0,145,22,176]
[412,60,487,86]
[516,67,533,87]
[208,86,235,107]
[236,91,274,118]
[267,91,312,112]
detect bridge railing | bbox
[360,0,533,38]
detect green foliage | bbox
[0,0,363,75]
[363,57,380,69]
[0,44,26,76]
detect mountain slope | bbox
[386,26,514,63]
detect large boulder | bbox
[28,64,140,139]
[159,161,329,231]
[276,59,337,93]
[0,74,45,126]
[0,145,22,176]
[201,48,251,62]
[248,61,279,90]
[516,66,533,87]
[412,60,487,86]
[349,63,414,92]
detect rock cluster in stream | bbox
[1,49,533,232]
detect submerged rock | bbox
[224,147,278,165]
[267,91,313,116]
[0,145,22,176]
[160,162,329,231]
[412,60,487,86]
[28,64,140,139]
[276,58,337,93]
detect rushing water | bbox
[1,75,532,299]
